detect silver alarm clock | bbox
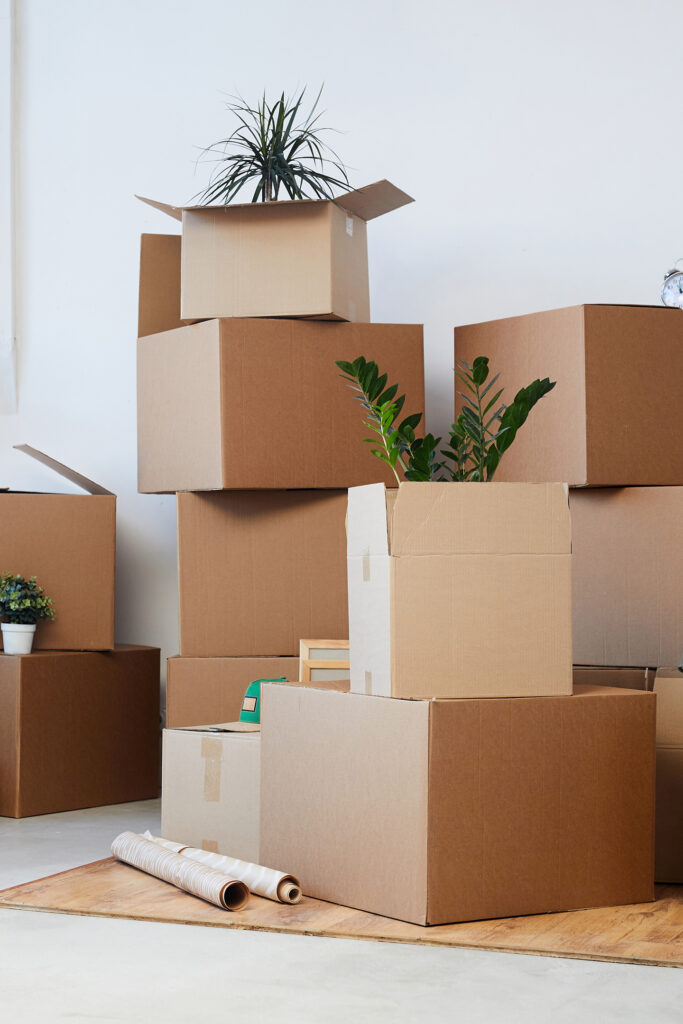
[661,260,683,308]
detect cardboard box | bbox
[347,482,572,699]
[260,683,655,926]
[138,180,413,322]
[570,488,683,667]
[138,233,184,338]
[573,666,656,689]
[166,655,349,728]
[0,645,160,817]
[453,305,683,486]
[178,490,348,657]
[137,319,424,493]
[161,722,260,863]
[0,445,115,651]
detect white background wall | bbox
[2,0,682,696]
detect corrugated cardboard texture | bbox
[177,490,348,657]
[259,685,430,924]
[260,684,655,926]
[166,656,299,728]
[138,234,183,338]
[653,669,683,883]
[0,646,160,817]
[427,686,655,923]
[572,666,655,690]
[137,320,424,493]
[347,483,573,698]
[161,727,260,864]
[571,488,683,667]
[0,493,116,650]
[454,304,683,486]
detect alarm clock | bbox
[661,261,683,308]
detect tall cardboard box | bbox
[137,319,425,493]
[0,446,115,651]
[0,645,160,817]
[161,723,260,863]
[166,656,349,728]
[178,490,348,657]
[348,482,572,699]
[453,305,683,486]
[570,488,683,667]
[653,669,683,883]
[138,180,413,322]
[260,683,655,926]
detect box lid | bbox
[136,180,413,224]
[348,481,571,557]
[654,669,683,747]
[11,445,114,496]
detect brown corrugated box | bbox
[0,645,160,817]
[137,180,413,322]
[138,234,184,338]
[178,490,348,657]
[454,304,683,486]
[0,445,115,651]
[137,320,424,493]
[161,722,260,863]
[260,683,655,926]
[571,488,683,667]
[347,482,572,699]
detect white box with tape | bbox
[161,722,260,863]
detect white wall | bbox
[2,0,682,694]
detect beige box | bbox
[347,482,572,699]
[137,319,424,493]
[570,488,683,667]
[453,305,683,486]
[260,683,655,926]
[161,723,260,864]
[0,445,115,651]
[137,181,412,322]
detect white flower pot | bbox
[1,623,36,655]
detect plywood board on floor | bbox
[0,859,681,968]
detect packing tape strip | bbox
[365,670,373,695]
[201,736,222,802]
[362,553,371,582]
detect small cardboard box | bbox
[178,490,348,657]
[570,487,683,667]
[347,482,572,699]
[161,722,260,863]
[137,180,413,322]
[137,319,424,493]
[166,655,350,728]
[0,645,160,817]
[454,304,683,486]
[0,445,116,651]
[138,233,183,338]
[260,683,655,926]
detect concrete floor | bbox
[0,802,681,1023]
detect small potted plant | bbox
[0,573,55,654]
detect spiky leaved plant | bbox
[195,86,350,205]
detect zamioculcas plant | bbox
[336,355,555,482]
[196,86,350,205]
[0,573,55,655]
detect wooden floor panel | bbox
[1,858,681,967]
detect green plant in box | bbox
[336,355,555,482]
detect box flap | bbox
[170,720,260,735]
[332,180,414,221]
[347,484,390,557]
[389,482,571,555]
[13,445,114,496]
[136,196,183,222]
[654,669,683,747]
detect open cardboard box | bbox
[260,682,655,926]
[454,304,683,486]
[137,319,424,492]
[137,180,413,322]
[0,645,160,817]
[347,482,572,699]
[570,487,683,667]
[0,445,115,651]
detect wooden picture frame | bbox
[299,639,350,683]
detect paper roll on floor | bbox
[143,831,302,904]
[111,832,249,911]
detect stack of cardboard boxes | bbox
[0,447,160,818]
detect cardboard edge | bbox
[136,195,183,222]
[13,445,114,496]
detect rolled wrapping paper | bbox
[143,831,302,904]
[111,831,249,911]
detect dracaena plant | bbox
[195,86,350,205]
[336,356,556,482]
[0,573,55,625]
